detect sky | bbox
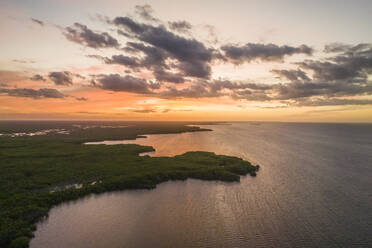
[1,0,372,122]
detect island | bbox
[0,121,259,248]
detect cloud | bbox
[86,66,372,108]
[64,23,120,49]
[324,43,372,56]
[113,16,213,78]
[94,74,152,93]
[324,43,352,53]
[272,81,372,100]
[293,98,372,106]
[157,80,266,99]
[48,71,73,86]
[179,60,212,78]
[113,17,145,33]
[0,87,65,99]
[148,81,161,89]
[104,54,140,68]
[125,42,169,69]
[232,90,272,101]
[210,80,273,91]
[221,43,313,64]
[203,25,219,44]
[89,53,184,83]
[64,8,372,109]
[168,21,192,33]
[298,61,361,82]
[299,44,372,82]
[158,82,221,99]
[153,69,185,83]
[75,97,88,101]
[135,4,159,22]
[139,26,212,77]
[152,76,372,103]
[271,69,310,82]
[30,74,46,81]
[31,18,44,26]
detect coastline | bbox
[0,122,258,248]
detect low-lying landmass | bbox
[0,121,259,248]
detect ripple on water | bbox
[31,123,372,248]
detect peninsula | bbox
[0,121,259,248]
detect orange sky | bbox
[1,1,372,122]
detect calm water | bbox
[31,123,372,248]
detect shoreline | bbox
[0,123,258,248]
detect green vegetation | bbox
[0,121,258,248]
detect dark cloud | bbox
[232,90,272,101]
[148,81,161,90]
[299,44,372,82]
[153,69,185,84]
[125,42,169,69]
[64,23,120,49]
[31,18,44,26]
[293,98,372,107]
[156,80,272,99]
[113,17,213,78]
[221,43,313,64]
[94,74,151,93]
[113,17,146,33]
[158,82,221,99]
[154,76,372,104]
[76,9,372,108]
[29,74,46,81]
[298,61,362,82]
[105,54,140,68]
[178,60,211,78]
[110,14,316,81]
[208,80,273,101]
[89,50,172,77]
[135,4,159,22]
[272,81,372,100]
[215,79,372,105]
[88,69,372,108]
[139,26,212,74]
[271,69,310,82]
[116,29,133,38]
[48,71,73,86]
[168,21,192,33]
[0,87,64,99]
[258,42,372,106]
[210,80,273,91]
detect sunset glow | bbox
[1,0,372,122]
